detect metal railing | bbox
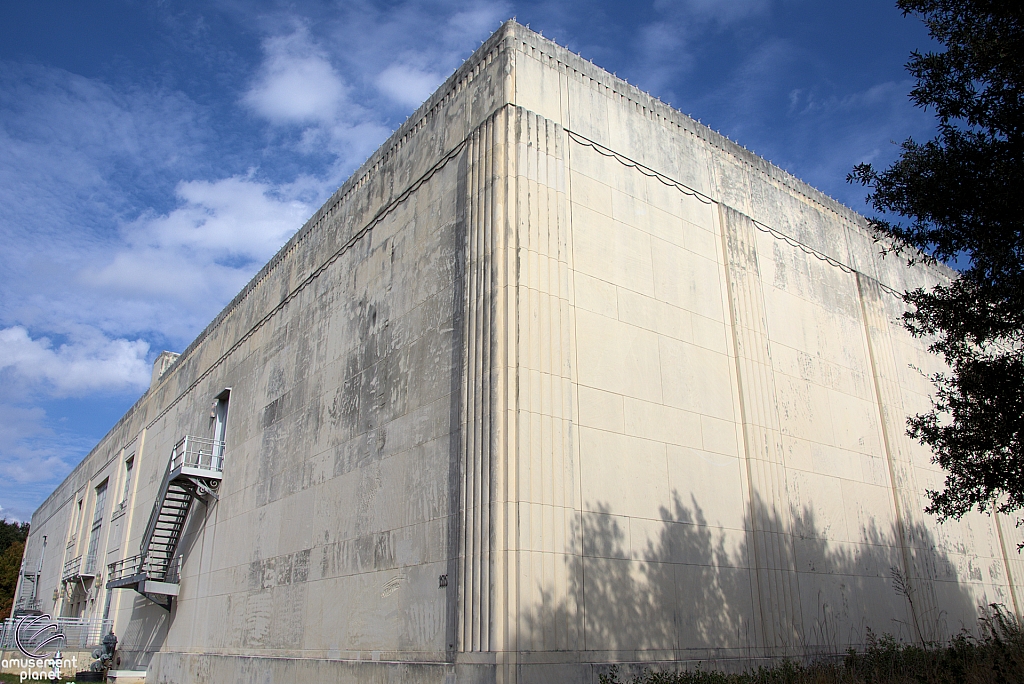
[0,616,112,651]
[61,555,96,582]
[164,555,181,584]
[107,555,142,582]
[61,556,81,582]
[13,597,40,613]
[169,435,225,473]
[107,554,180,583]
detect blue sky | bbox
[0,0,937,521]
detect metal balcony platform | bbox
[62,555,97,583]
[107,554,181,608]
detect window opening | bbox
[119,457,134,512]
[85,480,107,575]
[212,390,230,469]
[69,498,83,547]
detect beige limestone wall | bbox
[504,22,1022,682]
[17,20,1022,684]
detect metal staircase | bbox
[15,556,43,615]
[107,435,223,609]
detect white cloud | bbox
[375,64,444,108]
[0,62,205,245]
[0,326,151,396]
[0,52,350,354]
[0,404,70,481]
[0,401,94,521]
[131,176,308,259]
[243,25,348,124]
[82,175,311,308]
[634,20,691,94]
[242,22,392,170]
[449,4,508,37]
[316,0,508,115]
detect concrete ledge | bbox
[107,670,148,683]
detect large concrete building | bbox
[9,21,1023,684]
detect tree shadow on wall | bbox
[521,492,989,677]
[117,594,169,670]
[113,495,210,670]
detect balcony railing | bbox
[0,617,113,651]
[61,555,95,582]
[107,555,140,582]
[107,554,180,584]
[62,556,80,582]
[170,435,225,473]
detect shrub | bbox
[598,605,1024,684]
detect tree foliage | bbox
[849,1,1024,521]
[0,519,29,555]
[0,519,29,620]
[0,541,25,621]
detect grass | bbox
[600,605,1024,684]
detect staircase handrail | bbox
[139,457,174,563]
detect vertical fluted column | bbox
[513,107,580,655]
[719,205,803,654]
[457,105,517,665]
[494,102,519,683]
[458,110,491,654]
